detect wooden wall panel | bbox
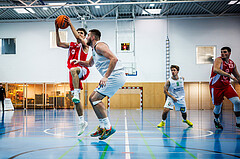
[82,82,239,110]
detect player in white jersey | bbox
[72,29,126,140]
[157,65,193,128]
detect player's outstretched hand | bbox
[64,16,71,25]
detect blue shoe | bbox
[99,127,116,140]
[72,97,80,104]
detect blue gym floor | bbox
[0,109,240,159]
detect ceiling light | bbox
[14,8,35,14]
[142,9,161,15]
[228,0,237,4]
[95,5,100,9]
[150,4,155,7]
[48,2,67,8]
[237,1,240,4]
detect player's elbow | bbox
[112,57,118,64]
[213,68,219,74]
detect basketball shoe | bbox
[99,127,116,140]
[182,120,193,127]
[90,126,104,137]
[157,121,165,128]
[78,121,88,136]
[214,119,223,129]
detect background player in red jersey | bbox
[55,17,89,136]
[210,46,240,129]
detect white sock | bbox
[162,120,166,123]
[74,89,80,98]
[99,119,104,128]
[79,115,84,124]
[102,117,111,130]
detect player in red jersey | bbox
[210,46,240,129]
[55,17,89,136]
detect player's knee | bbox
[180,107,186,113]
[213,104,222,114]
[89,96,101,106]
[230,97,240,111]
[70,68,80,75]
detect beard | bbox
[87,39,91,46]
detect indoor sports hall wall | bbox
[0,16,240,109]
[0,17,239,83]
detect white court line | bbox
[125,110,131,159]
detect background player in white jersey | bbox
[72,29,126,140]
[55,17,89,136]
[157,65,193,128]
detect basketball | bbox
[56,15,69,29]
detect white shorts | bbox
[164,96,186,112]
[94,72,126,98]
[77,67,88,79]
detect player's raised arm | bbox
[66,17,88,51]
[55,21,69,49]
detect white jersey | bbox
[92,41,124,77]
[168,76,185,100]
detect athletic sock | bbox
[79,115,84,124]
[99,119,104,129]
[74,89,80,98]
[102,117,111,130]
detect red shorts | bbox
[69,67,90,91]
[210,84,238,105]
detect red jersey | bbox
[67,42,88,69]
[67,42,90,90]
[210,57,235,88]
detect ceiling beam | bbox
[217,2,239,17]
[100,5,118,20]
[0,8,8,17]
[159,4,178,17]
[0,0,224,9]
[77,6,98,20]
[135,4,156,18]
[194,2,216,16]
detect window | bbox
[1,38,16,54]
[196,46,216,64]
[50,31,68,48]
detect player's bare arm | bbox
[55,21,69,48]
[72,56,94,67]
[213,58,237,82]
[66,17,89,52]
[164,80,178,102]
[232,65,240,84]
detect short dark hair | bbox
[171,65,180,71]
[221,46,231,53]
[77,28,87,36]
[89,29,101,40]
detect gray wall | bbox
[0,16,239,83]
